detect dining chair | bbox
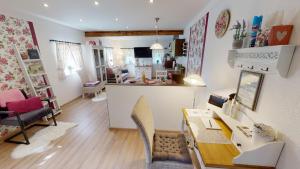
[131,96,194,169]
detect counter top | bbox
[107,80,187,87]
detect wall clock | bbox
[215,9,231,38]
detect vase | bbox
[232,39,243,49]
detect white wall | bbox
[0,7,85,105]
[185,0,300,168]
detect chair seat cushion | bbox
[0,107,53,126]
[153,131,192,164]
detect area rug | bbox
[11,122,77,159]
[92,92,107,102]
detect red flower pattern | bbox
[0,57,8,64]
[0,14,35,137]
[0,15,5,22]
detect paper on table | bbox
[186,109,214,118]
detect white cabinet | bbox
[228,45,296,77]
[135,66,152,79]
[93,46,107,83]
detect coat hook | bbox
[261,67,269,72]
[248,66,254,69]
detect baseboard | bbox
[109,127,137,131]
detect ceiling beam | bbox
[85,30,184,37]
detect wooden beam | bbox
[85,30,184,37]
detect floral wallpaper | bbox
[0,14,36,140]
[187,12,209,76]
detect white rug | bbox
[92,92,107,102]
[11,122,77,159]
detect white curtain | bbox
[122,48,135,65]
[122,48,135,77]
[152,49,164,64]
[104,47,114,67]
[54,42,84,80]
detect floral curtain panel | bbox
[0,14,37,140]
[187,12,209,76]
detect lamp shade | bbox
[184,74,206,86]
[150,42,164,50]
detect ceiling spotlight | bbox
[94,1,99,5]
[115,18,119,22]
[43,3,49,8]
[126,26,129,29]
[80,19,83,22]
[149,0,154,4]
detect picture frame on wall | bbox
[236,71,264,111]
[186,12,209,76]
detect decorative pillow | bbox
[6,97,43,116]
[0,89,25,108]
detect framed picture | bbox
[27,49,40,59]
[187,12,209,76]
[236,71,264,111]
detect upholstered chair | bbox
[131,96,194,169]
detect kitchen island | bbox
[106,81,206,130]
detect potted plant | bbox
[230,20,247,49]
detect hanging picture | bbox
[187,12,209,76]
[236,71,264,111]
[215,9,231,38]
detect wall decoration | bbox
[0,14,38,140]
[250,16,263,47]
[230,20,247,49]
[236,71,264,111]
[215,9,231,39]
[187,12,209,76]
[268,25,293,46]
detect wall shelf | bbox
[228,45,296,77]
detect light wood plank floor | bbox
[0,98,145,169]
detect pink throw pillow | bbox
[7,97,43,116]
[0,89,25,108]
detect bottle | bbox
[224,93,235,115]
[222,100,229,115]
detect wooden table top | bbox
[183,109,275,169]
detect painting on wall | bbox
[187,12,209,76]
[236,71,264,111]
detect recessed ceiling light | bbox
[126,26,129,29]
[94,1,99,5]
[80,19,83,22]
[115,18,119,22]
[149,0,154,4]
[43,3,49,8]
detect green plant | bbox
[231,20,247,40]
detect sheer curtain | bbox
[152,49,164,64]
[54,42,84,80]
[122,48,135,77]
[104,47,114,67]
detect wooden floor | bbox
[0,98,145,169]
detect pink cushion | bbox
[0,89,26,108]
[7,97,43,116]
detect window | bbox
[122,48,135,65]
[152,49,164,64]
[104,47,114,67]
[54,42,84,79]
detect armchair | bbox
[0,89,57,145]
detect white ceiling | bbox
[2,0,208,31]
